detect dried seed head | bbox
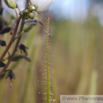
[19,44,28,55]
[0,27,11,35]
[6,70,15,80]
[4,0,16,9]
[0,40,6,46]
[0,62,6,67]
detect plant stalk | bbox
[47,16,50,103]
[0,0,30,79]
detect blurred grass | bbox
[51,17,103,102]
[0,14,103,103]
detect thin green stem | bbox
[14,8,18,19]
[16,4,20,12]
[30,1,32,4]
[47,17,50,103]
[13,31,24,41]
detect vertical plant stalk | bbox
[46,16,50,103]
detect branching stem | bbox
[0,0,30,79]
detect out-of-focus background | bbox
[0,0,103,103]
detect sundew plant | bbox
[0,0,55,103]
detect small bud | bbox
[23,22,37,32]
[27,5,35,11]
[30,0,53,11]
[23,9,29,14]
[19,11,24,17]
[0,27,11,35]
[19,11,28,19]
[0,40,6,46]
[23,23,33,32]
[4,0,16,9]
[33,5,38,11]
[28,12,35,19]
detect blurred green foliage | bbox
[51,17,103,102]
